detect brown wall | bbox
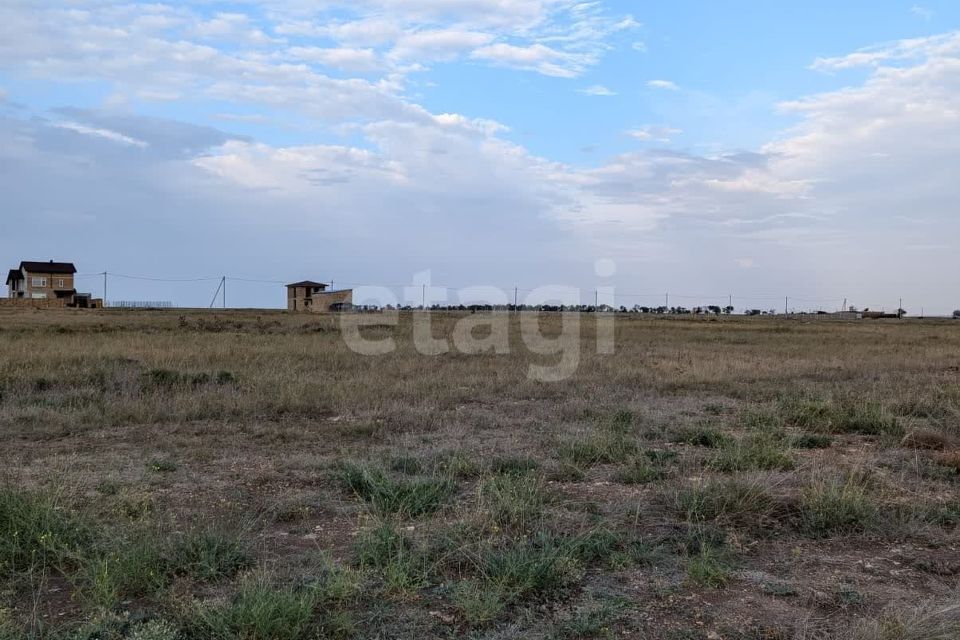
[16,271,75,299]
[287,288,353,312]
[0,297,69,309]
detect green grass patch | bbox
[488,456,540,476]
[668,425,731,448]
[780,396,902,437]
[676,478,776,526]
[686,545,732,588]
[740,407,785,433]
[789,433,833,449]
[800,476,880,538]
[451,580,507,627]
[481,533,583,601]
[189,577,319,640]
[0,487,92,576]
[141,368,237,391]
[613,457,665,485]
[388,454,423,475]
[477,474,548,532]
[337,461,455,517]
[831,401,903,437]
[354,522,428,595]
[170,529,254,581]
[147,459,178,473]
[78,526,254,607]
[558,429,638,467]
[708,434,794,473]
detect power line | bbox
[111,273,221,282]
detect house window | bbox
[32,277,47,287]
[31,292,47,299]
[57,279,65,288]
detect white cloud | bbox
[809,32,960,71]
[191,12,274,45]
[390,29,494,62]
[471,43,587,77]
[911,5,934,20]
[53,121,149,148]
[578,84,616,96]
[287,47,381,72]
[625,125,682,142]
[647,79,678,90]
[632,41,647,53]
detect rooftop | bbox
[286,280,328,288]
[19,260,78,274]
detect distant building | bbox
[5,260,102,308]
[286,280,353,312]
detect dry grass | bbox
[1,308,959,639]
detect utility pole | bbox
[594,289,598,309]
[842,298,847,313]
[665,292,669,310]
[728,294,732,310]
[785,296,789,315]
[421,284,426,309]
[222,276,226,309]
[899,298,903,319]
[103,271,107,308]
[514,287,518,311]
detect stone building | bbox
[4,260,102,308]
[286,280,353,312]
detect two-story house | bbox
[7,261,77,299]
[5,260,101,308]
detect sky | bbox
[1,1,958,313]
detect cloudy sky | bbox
[1,1,958,312]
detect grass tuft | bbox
[170,529,254,581]
[559,429,637,467]
[354,522,427,594]
[337,461,455,517]
[477,473,548,532]
[799,475,879,538]
[0,487,91,576]
[790,433,833,449]
[676,478,776,526]
[613,456,665,485]
[709,434,794,472]
[669,424,731,448]
[190,577,318,640]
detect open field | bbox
[1,309,959,639]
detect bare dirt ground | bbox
[1,309,958,639]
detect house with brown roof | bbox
[5,260,101,308]
[286,280,352,312]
